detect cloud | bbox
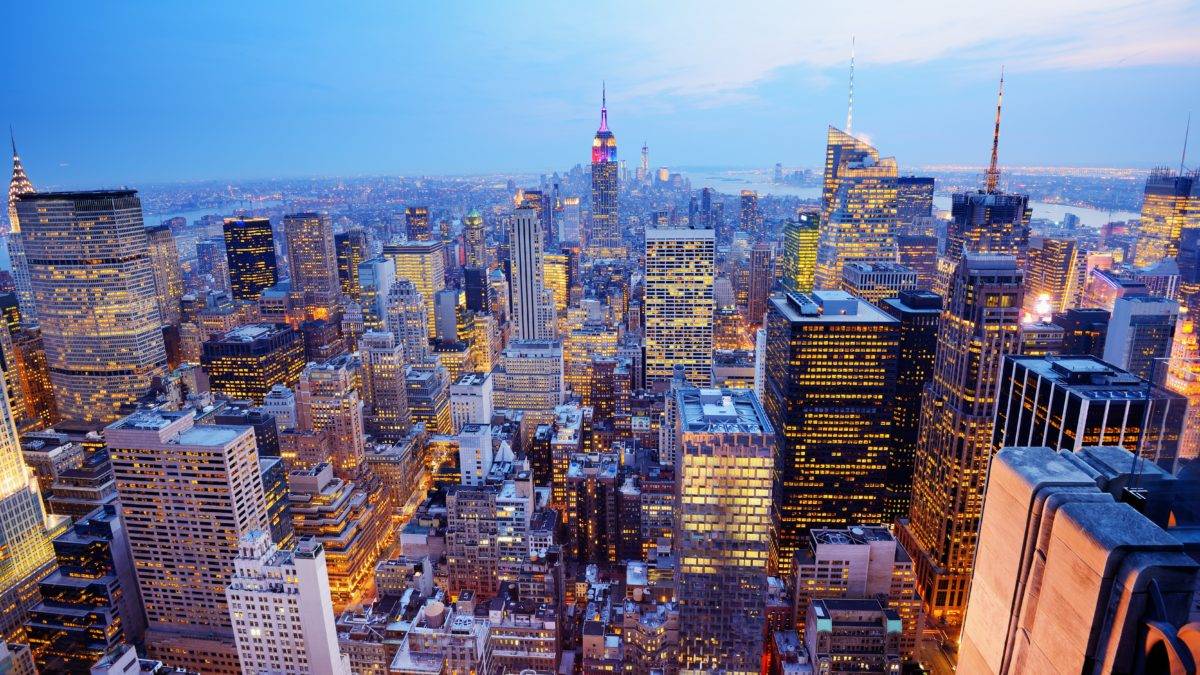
[600,0,1200,104]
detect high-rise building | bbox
[450,371,494,430]
[358,331,411,441]
[495,340,564,413]
[739,190,762,236]
[7,134,36,325]
[296,355,365,477]
[335,228,369,301]
[589,87,621,258]
[16,190,168,425]
[383,240,446,338]
[284,212,340,320]
[463,209,486,268]
[747,241,774,325]
[896,176,935,224]
[386,277,431,365]
[196,237,230,292]
[879,290,941,522]
[1054,307,1110,358]
[226,531,352,675]
[508,207,556,340]
[405,206,431,242]
[1102,294,1179,381]
[223,217,279,302]
[840,260,919,306]
[201,323,305,404]
[644,225,715,386]
[960,445,1200,674]
[993,355,1185,470]
[815,127,900,288]
[146,224,185,326]
[406,365,453,435]
[1133,168,1200,267]
[896,233,939,289]
[8,327,58,430]
[356,256,395,332]
[899,253,1023,635]
[1024,236,1084,316]
[673,387,773,672]
[463,266,488,313]
[780,214,819,294]
[106,409,268,674]
[763,291,900,575]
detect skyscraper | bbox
[7,133,36,325]
[896,175,935,225]
[358,330,411,441]
[508,207,556,340]
[644,224,715,386]
[1102,294,1179,381]
[589,86,621,258]
[764,291,900,575]
[386,278,431,364]
[107,410,268,674]
[383,240,446,338]
[1054,307,1110,358]
[739,190,762,236]
[673,387,773,673]
[899,253,1023,635]
[201,323,305,405]
[746,241,774,325]
[145,224,185,326]
[296,355,366,477]
[780,214,819,294]
[1133,168,1200,268]
[815,127,900,288]
[223,217,279,302]
[405,206,432,242]
[1023,236,1084,316]
[463,208,486,268]
[284,212,340,320]
[335,228,369,301]
[16,190,168,425]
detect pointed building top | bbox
[8,128,35,234]
[599,82,609,133]
[985,67,1005,193]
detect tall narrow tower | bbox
[589,84,621,258]
[7,132,36,325]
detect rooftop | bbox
[677,387,771,435]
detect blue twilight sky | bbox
[4,1,1200,187]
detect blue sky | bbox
[4,1,1200,187]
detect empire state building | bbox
[588,86,622,259]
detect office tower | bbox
[739,190,762,235]
[24,504,146,672]
[201,323,305,404]
[879,290,941,521]
[481,594,561,674]
[899,253,1023,635]
[644,225,715,386]
[780,214,819,294]
[196,237,230,291]
[463,266,488,312]
[565,451,620,564]
[222,217,278,302]
[463,209,486,268]
[495,340,564,413]
[1082,267,1148,311]
[1054,307,1110,357]
[747,241,774,325]
[386,277,431,364]
[543,252,568,313]
[226,531,352,675]
[763,291,899,574]
[508,207,556,340]
[589,87,621,258]
[450,371,494,429]
[1024,236,1084,315]
[405,206,431,242]
[840,260,919,306]
[384,240,446,338]
[296,355,365,477]
[358,331,411,441]
[356,256,395,332]
[960,445,1200,674]
[16,190,168,425]
[794,527,922,660]
[815,127,900,288]
[7,134,36,325]
[8,327,58,429]
[896,176,934,224]
[284,212,340,320]
[262,384,297,430]
[1019,320,1064,356]
[457,423,494,486]
[445,466,539,601]
[107,410,268,673]
[804,599,903,672]
[300,318,345,362]
[517,188,556,247]
[1102,295,1179,381]
[896,233,939,289]
[406,365,453,434]
[145,224,185,326]
[335,228,369,300]
[1133,168,1200,267]
[673,387,773,672]
[993,355,1185,470]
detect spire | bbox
[9,126,15,158]
[599,81,609,133]
[846,37,855,135]
[1181,112,1191,175]
[985,66,1005,193]
[8,128,35,234]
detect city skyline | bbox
[4,3,1200,186]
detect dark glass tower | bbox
[222,217,279,302]
[335,228,369,301]
[897,175,934,224]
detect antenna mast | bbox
[846,37,855,135]
[985,67,1005,193]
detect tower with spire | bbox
[7,130,37,325]
[7,130,34,234]
[589,83,622,258]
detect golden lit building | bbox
[1133,169,1199,268]
[644,225,714,386]
[463,209,486,268]
[16,190,168,425]
[544,252,569,314]
[200,323,304,405]
[563,324,618,404]
[384,240,446,338]
[146,224,185,326]
[781,214,819,294]
[815,127,900,288]
[358,331,411,442]
[1024,236,1085,316]
[296,355,365,478]
[283,212,340,320]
